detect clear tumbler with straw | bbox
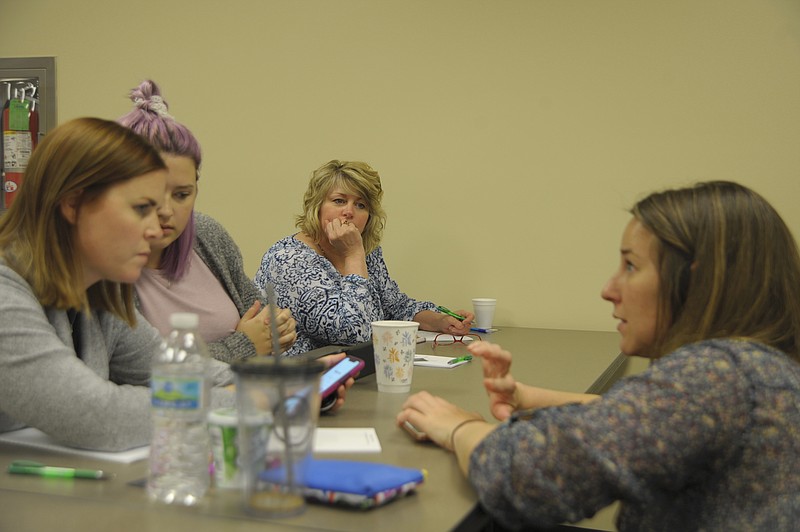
[230,284,324,517]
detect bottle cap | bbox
[169,312,199,329]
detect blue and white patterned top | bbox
[255,235,436,356]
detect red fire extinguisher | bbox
[2,87,39,209]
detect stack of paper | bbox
[1,427,384,462]
[313,428,382,453]
[0,428,149,463]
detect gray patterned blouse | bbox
[469,338,800,531]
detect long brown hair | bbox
[0,117,165,324]
[633,181,800,361]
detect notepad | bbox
[313,428,382,453]
[0,427,150,463]
[267,427,382,454]
[413,354,472,369]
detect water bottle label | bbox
[151,376,203,409]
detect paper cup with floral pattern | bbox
[371,320,419,393]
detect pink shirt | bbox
[137,251,240,342]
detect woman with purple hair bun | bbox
[118,80,297,363]
[120,80,355,412]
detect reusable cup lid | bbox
[230,356,324,377]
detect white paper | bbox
[413,354,472,369]
[1,426,384,462]
[0,428,149,463]
[313,427,382,453]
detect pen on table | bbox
[470,327,497,334]
[8,460,113,480]
[436,305,466,321]
[447,355,473,365]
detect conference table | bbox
[0,327,623,532]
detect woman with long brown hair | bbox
[399,181,800,530]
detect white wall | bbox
[3,0,799,332]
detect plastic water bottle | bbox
[147,312,211,505]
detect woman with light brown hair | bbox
[0,117,233,451]
[399,181,800,530]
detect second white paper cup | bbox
[472,298,497,329]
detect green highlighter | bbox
[8,460,113,480]
[436,305,466,321]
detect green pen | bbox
[8,460,113,480]
[447,355,473,365]
[436,305,466,321]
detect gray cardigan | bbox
[0,260,233,452]
[135,212,263,363]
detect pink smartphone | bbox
[320,355,365,399]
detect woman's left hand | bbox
[318,353,355,413]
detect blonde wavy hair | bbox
[295,160,387,254]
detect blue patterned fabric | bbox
[469,338,800,530]
[255,235,436,356]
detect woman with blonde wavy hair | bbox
[256,160,475,356]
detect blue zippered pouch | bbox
[260,458,425,509]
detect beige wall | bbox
[3,0,799,333]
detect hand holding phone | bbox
[320,355,365,399]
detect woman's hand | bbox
[468,341,519,421]
[468,341,599,415]
[441,310,474,335]
[237,302,297,355]
[320,218,368,277]
[317,353,355,413]
[414,310,475,336]
[267,306,297,352]
[236,302,271,355]
[323,218,365,258]
[396,391,484,451]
